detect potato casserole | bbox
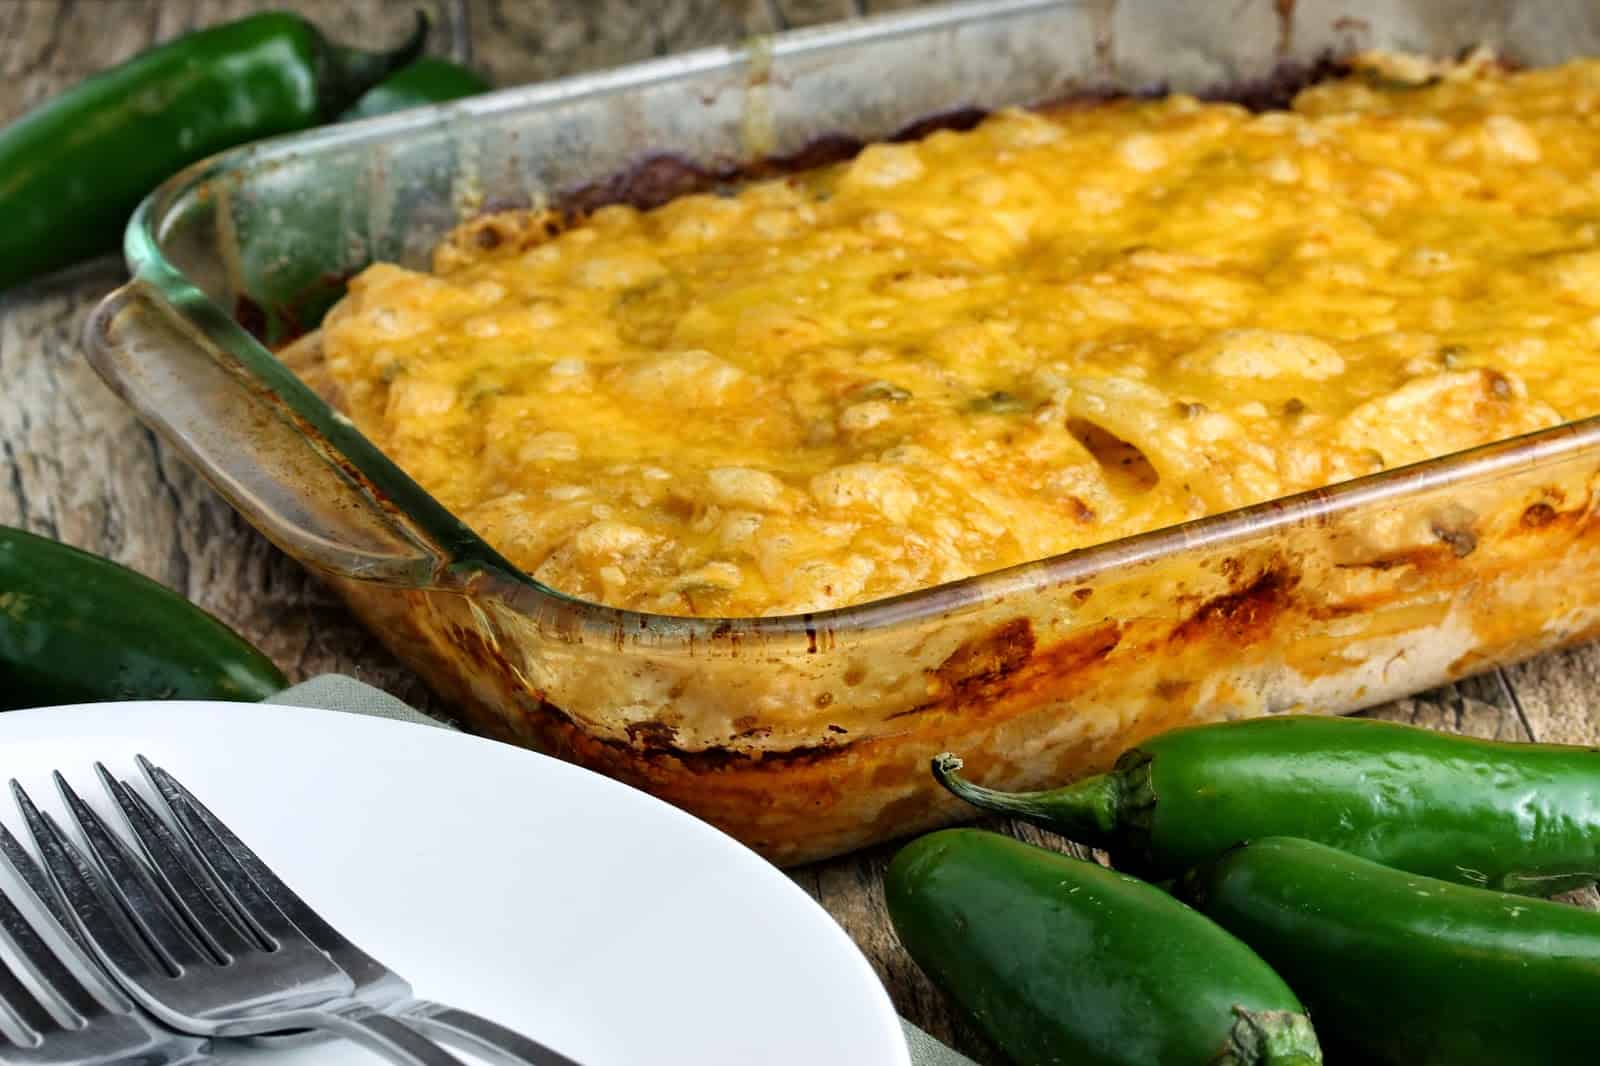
[309,53,1600,618]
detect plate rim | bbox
[0,698,911,1066]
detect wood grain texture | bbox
[1506,646,1600,746]
[1358,670,1531,741]
[772,0,861,27]
[0,0,463,711]
[2,3,1597,1063]
[468,0,775,88]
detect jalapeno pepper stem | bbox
[318,10,430,118]
[932,753,1122,845]
[1223,1007,1325,1066]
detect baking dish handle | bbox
[84,281,445,587]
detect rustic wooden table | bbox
[5,2,1600,1062]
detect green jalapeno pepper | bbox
[0,11,429,291]
[934,715,1600,895]
[233,57,491,343]
[1179,836,1600,1066]
[886,829,1322,1066]
[339,57,491,120]
[0,527,285,708]
[228,60,490,346]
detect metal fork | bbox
[134,758,581,1066]
[0,820,204,1066]
[14,774,467,1066]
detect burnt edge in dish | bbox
[326,470,1600,863]
[237,52,1359,347]
[519,53,1357,221]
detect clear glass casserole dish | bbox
[86,0,1600,864]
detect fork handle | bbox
[398,1000,583,1066]
[283,1003,470,1066]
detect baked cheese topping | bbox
[317,54,1600,616]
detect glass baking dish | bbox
[86,0,1600,864]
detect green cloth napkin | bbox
[272,675,980,1066]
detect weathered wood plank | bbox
[468,0,775,88]
[1503,646,1600,747]
[0,0,460,709]
[1357,669,1531,741]
[1556,883,1600,911]
[771,0,861,27]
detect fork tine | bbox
[142,758,409,1003]
[0,868,102,1024]
[0,946,59,1047]
[116,775,274,953]
[97,764,265,961]
[0,826,134,1019]
[138,757,320,944]
[12,781,168,984]
[117,777,284,954]
[0,820,77,944]
[53,772,220,974]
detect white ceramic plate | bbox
[0,701,909,1066]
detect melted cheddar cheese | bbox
[316,55,1600,617]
